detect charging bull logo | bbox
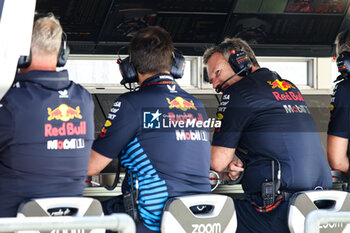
[167,97,197,111]
[267,79,295,91]
[47,104,83,122]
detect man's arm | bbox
[87,149,113,176]
[88,96,139,176]
[327,135,349,173]
[211,145,244,180]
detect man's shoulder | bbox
[336,77,350,89]
[118,90,142,102]
[119,87,204,104]
[115,91,154,110]
[4,82,31,99]
[69,81,90,94]
[178,89,203,103]
[333,78,350,100]
[249,67,273,78]
[230,68,273,89]
[239,68,298,93]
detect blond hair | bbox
[31,14,62,56]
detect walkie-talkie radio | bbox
[262,160,281,207]
[123,171,140,222]
[236,147,282,208]
[262,180,275,207]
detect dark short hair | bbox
[203,37,259,67]
[129,26,174,74]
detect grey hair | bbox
[335,30,350,56]
[31,14,62,56]
[203,37,259,67]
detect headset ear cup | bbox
[119,56,138,85]
[336,51,350,76]
[170,52,185,79]
[57,41,70,67]
[17,54,32,69]
[228,50,252,77]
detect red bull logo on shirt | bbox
[166,97,197,111]
[272,91,304,101]
[167,112,204,123]
[267,79,295,91]
[47,104,83,122]
[45,122,87,137]
[46,104,85,150]
[104,120,112,127]
[99,120,112,137]
[217,113,224,120]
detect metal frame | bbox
[304,210,350,233]
[65,54,334,95]
[258,56,315,88]
[0,214,135,233]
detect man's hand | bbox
[227,157,244,181]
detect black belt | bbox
[251,192,295,213]
[282,192,295,201]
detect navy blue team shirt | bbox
[213,68,332,194]
[92,74,211,232]
[328,77,350,191]
[328,78,350,140]
[0,70,94,217]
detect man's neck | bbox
[20,54,57,73]
[138,71,171,85]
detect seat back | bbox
[288,190,350,233]
[17,197,104,233]
[161,194,236,233]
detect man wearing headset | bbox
[328,30,350,189]
[0,14,95,217]
[88,26,211,233]
[203,38,332,232]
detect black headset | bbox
[17,31,70,69]
[336,51,350,81]
[335,30,350,82]
[227,49,252,77]
[118,51,186,85]
[214,44,253,93]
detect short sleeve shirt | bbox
[213,68,332,193]
[92,74,211,231]
[328,78,350,139]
